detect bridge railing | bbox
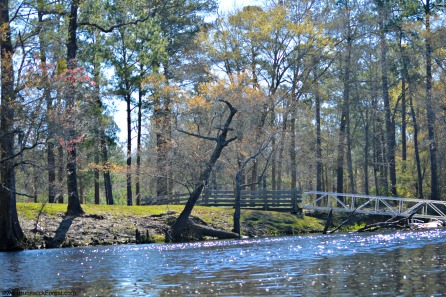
[141,189,302,213]
[303,191,446,220]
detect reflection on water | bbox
[1,230,446,296]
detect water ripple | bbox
[1,229,446,296]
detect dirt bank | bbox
[17,203,326,249]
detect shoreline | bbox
[17,203,326,249]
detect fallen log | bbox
[357,220,410,232]
[357,210,419,232]
[192,223,240,240]
[166,218,239,242]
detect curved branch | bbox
[0,142,43,164]
[78,13,153,33]
[177,128,217,141]
[78,1,170,33]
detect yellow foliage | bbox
[389,81,402,108]
[0,23,9,40]
[85,162,126,173]
[56,60,67,75]
[186,95,211,110]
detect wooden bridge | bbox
[142,189,302,213]
[303,191,446,220]
[142,189,446,221]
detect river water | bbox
[1,229,446,296]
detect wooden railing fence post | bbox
[292,189,302,214]
[263,188,268,210]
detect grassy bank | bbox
[17,203,326,248]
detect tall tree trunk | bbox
[401,76,407,160]
[101,133,114,205]
[364,111,370,195]
[0,0,27,250]
[400,33,407,162]
[33,170,38,203]
[135,88,143,205]
[289,71,301,190]
[250,161,258,190]
[155,66,172,196]
[233,170,243,236]
[155,111,169,196]
[270,107,276,190]
[168,101,237,242]
[38,6,56,203]
[378,0,397,196]
[92,68,100,205]
[290,115,297,190]
[92,60,113,205]
[410,91,423,199]
[277,116,287,190]
[79,171,85,204]
[47,122,56,203]
[424,2,439,200]
[126,92,133,206]
[271,140,276,190]
[400,36,423,198]
[347,114,355,193]
[57,144,65,203]
[94,148,100,204]
[251,104,268,191]
[315,76,322,193]
[336,35,352,194]
[65,0,83,215]
[380,122,389,195]
[372,94,381,195]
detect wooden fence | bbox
[141,189,302,213]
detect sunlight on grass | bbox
[17,203,325,238]
[241,210,325,235]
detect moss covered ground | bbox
[16,203,326,248]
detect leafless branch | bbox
[0,184,36,199]
[177,128,218,141]
[226,137,238,144]
[239,137,273,187]
[78,14,153,33]
[10,1,25,22]
[0,142,43,164]
[78,0,171,33]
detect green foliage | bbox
[338,222,367,232]
[17,203,67,219]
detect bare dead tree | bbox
[166,100,239,242]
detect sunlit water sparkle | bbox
[1,229,446,296]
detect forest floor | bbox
[17,203,328,249]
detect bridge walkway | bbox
[303,191,446,220]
